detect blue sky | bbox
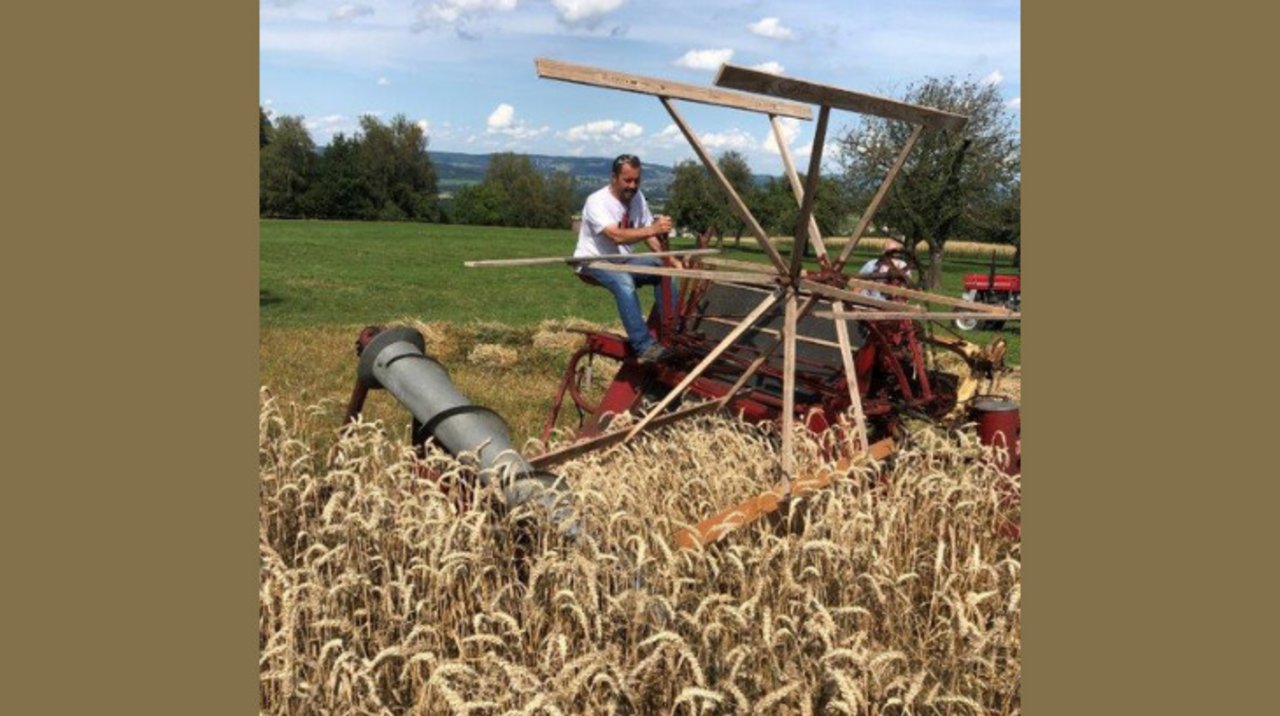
[260,0,1020,174]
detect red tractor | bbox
[954,252,1021,331]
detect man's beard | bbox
[621,188,636,201]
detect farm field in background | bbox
[260,219,1019,357]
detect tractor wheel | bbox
[954,290,981,331]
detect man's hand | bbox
[651,215,673,236]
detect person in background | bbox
[858,237,912,301]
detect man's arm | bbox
[602,215,673,246]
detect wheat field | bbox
[260,389,1021,715]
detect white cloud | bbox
[748,17,794,40]
[751,61,785,75]
[331,3,373,21]
[762,116,800,155]
[304,114,358,141]
[648,123,688,150]
[377,76,390,86]
[983,70,1004,85]
[699,128,755,152]
[564,119,644,143]
[417,119,431,136]
[485,103,549,140]
[418,0,519,25]
[487,103,515,129]
[552,0,628,24]
[1006,97,1021,110]
[674,48,733,71]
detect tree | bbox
[666,159,719,237]
[358,114,441,222]
[259,106,273,148]
[835,76,1020,288]
[753,174,853,251]
[481,153,545,227]
[714,151,755,245]
[450,182,505,226]
[306,133,371,220]
[665,152,757,246]
[259,115,317,218]
[544,171,576,230]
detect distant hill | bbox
[430,150,773,204]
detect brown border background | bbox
[6,2,1269,714]
[7,2,258,713]
[1028,4,1273,714]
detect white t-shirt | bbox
[574,186,654,272]
[858,256,910,301]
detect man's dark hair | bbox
[611,154,641,176]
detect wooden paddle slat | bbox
[535,58,813,119]
[715,64,968,131]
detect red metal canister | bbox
[971,397,1021,475]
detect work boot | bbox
[637,343,669,365]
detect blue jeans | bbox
[581,256,678,353]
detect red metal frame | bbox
[543,273,959,443]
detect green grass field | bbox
[261,220,1018,352]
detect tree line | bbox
[259,109,576,229]
[260,75,1020,286]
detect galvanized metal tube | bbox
[357,326,577,536]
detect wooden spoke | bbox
[780,292,798,487]
[625,290,783,440]
[589,262,777,286]
[799,279,926,313]
[829,302,869,450]
[463,248,720,268]
[529,397,732,470]
[715,295,822,408]
[771,114,830,269]
[844,275,1016,314]
[833,125,924,272]
[660,97,791,277]
[790,105,830,283]
[816,310,1022,322]
[700,316,842,350]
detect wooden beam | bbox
[714,64,968,132]
[626,290,782,439]
[528,397,731,470]
[829,302,869,450]
[833,124,924,272]
[660,97,792,276]
[535,58,813,119]
[590,262,777,286]
[675,438,897,549]
[844,276,1015,314]
[464,248,720,268]
[780,292,798,486]
[789,105,830,283]
[799,279,926,313]
[815,310,1022,322]
[771,114,830,269]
